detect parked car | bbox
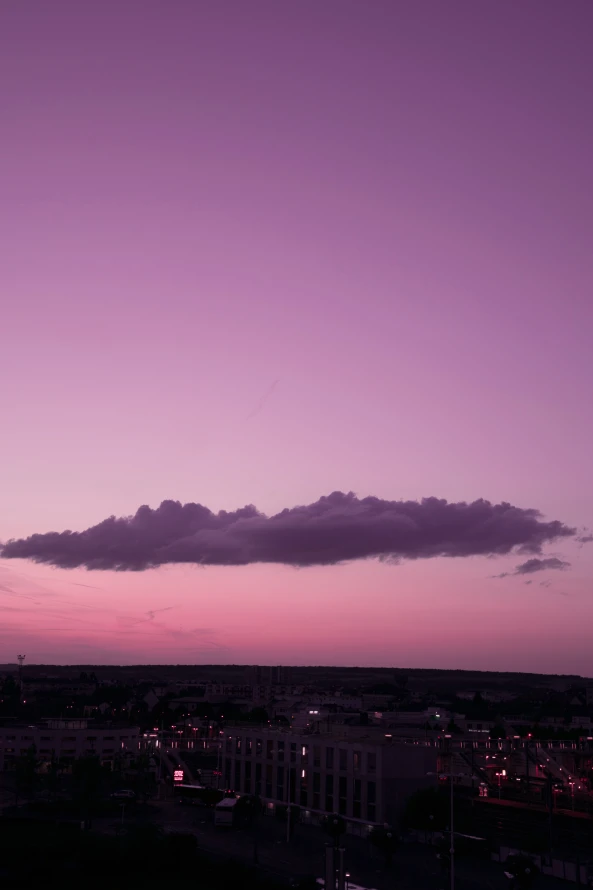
[111,790,136,800]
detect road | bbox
[151,798,572,890]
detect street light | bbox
[427,771,465,890]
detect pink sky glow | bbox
[1,0,592,671]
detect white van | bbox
[214,796,240,827]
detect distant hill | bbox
[3,663,590,694]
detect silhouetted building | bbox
[222,726,436,832]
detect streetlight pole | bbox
[450,775,455,890]
[286,762,291,843]
[428,771,465,890]
[157,719,164,799]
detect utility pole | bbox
[17,655,25,700]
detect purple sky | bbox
[1,0,592,671]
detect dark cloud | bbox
[493,556,571,579]
[515,557,570,574]
[577,534,593,544]
[0,492,576,572]
[540,580,552,588]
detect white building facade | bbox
[0,719,140,770]
[222,726,436,832]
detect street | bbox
[149,797,572,890]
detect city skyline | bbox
[1,0,592,671]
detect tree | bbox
[246,707,269,724]
[370,826,398,868]
[403,787,448,831]
[323,813,346,845]
[131,752,154,802]
[72,755,103,829]
[45,755,62,799]
[15,745,39,803]
[505,854,540,888]
[490,723,506,740]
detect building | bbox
[0,719,140,771]
[222,726,436,833]
[21,677,97,698]
[244,666,293,687]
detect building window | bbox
[265,764,273,798]
[366,779,376,820]
[325,747,334,770]
[312,775,320,810]
[255,762,262,795]
[300,769,308,807]
[225,758,232,785]
[277,765,285,799]
[246,737,252,754]
[234,760,241,791]
[290,743,297,763]
[325,774,334,813]
[245,760,252,794]
[277,741,285,762]
[256,738,262,757]
[235,738,242,754]
[353,750,361,770]
[313,746,321,768]
[266,740,274,760]
[367,752,376,773]
[338,776,347,815]
[301,744,309,765]
[353,779,361,819]
[225,737,232,753]
[339,749,347,771]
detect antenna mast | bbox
[17,654,25,698]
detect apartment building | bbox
[223,726,436,833]
[0,719,140,771]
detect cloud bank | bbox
[0,492,576,572]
